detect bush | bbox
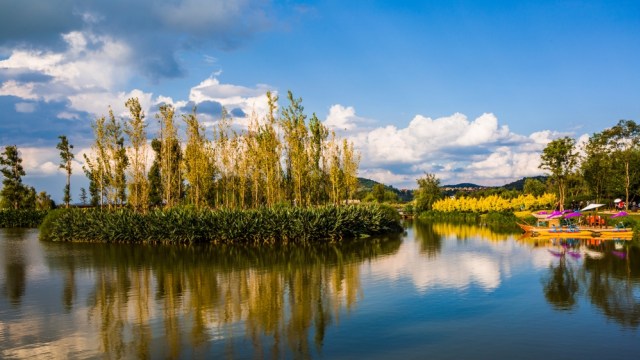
[0,209,49,228]
[39,204,403,244]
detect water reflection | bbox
[1,229,28,306]
[533,237,640,327]
[369,222,511,292]
[2,230,401,359]
[2,225,640,358]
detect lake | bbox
[1,222,639,359]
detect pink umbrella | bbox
[610,211,628,218]
[564,212,582,218]
[546,210,562,219]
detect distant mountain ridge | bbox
[441,183,483,188]
[357,176,548,202]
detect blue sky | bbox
[1,0,639,202]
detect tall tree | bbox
[600,120,640,209]
[414,173,441,212]
[82,155,101,207]
[539,137,578,211]
[56,135,74,208]
[106,109,128,207]
[156,104,182,208]
[79,187,88,205]
[341,138,360,202]
[148,139,163,208]
[124,97,149,212]
[262,91,283,207]
[280,91,309,205]
[308,113,329,204]
[183,108,213,208]
[0,145,27,209]
[581,132,613,203]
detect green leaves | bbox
[38,205,403,245]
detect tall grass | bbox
[0,209,49,228]
[40,204,403,244]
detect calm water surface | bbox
[1,222,639,359]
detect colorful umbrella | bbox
[564,211,582,218]
[546,210,563,219]
[580,203,604,212]
[610,211,628,218]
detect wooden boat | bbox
[517,222,633,238]
[518,210,634,238]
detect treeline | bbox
[540,119,640,210]
[83,91,359,211]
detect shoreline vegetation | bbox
[39,204,403,244]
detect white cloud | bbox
[367,237,502,292]
[15,102,36,113]
[0,32,132,96]
[325,104,365,131]
[189,76,273,121]
[358,168,414,187]
[0,80,39,100]
[0,30,137,117]
[69,89,154,119]
[20,146,89,177]
[330,107,564,188]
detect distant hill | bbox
[502,176,548,191]
[441,183,483,188]
[357,177,414,202]
[357,176,548,202]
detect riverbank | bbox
[39,204,403,244]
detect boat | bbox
[517,211,633,238]
[517,222,633,238]
[517,222,594,237]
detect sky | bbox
[1,0,639,202]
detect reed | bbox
[0,209,49,228]
[39,204,402,244]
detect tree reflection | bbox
[583,245,640,328]
[1,228,28,306]
[44,234,401,358]
[540,240,640,328]
[413,222,442,257]
[543,255,579,310]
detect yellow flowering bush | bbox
[432,193,557,213]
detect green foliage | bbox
[148,139,163,207]
[372,183,386,203]
[56,135,74,207]
[539,137,579,211]
[39,204,403,244]
[0,145,29,209]
[523,178,546,196]
[414,173,442,212]
[0,209,49,228]
[357,178,413,202]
